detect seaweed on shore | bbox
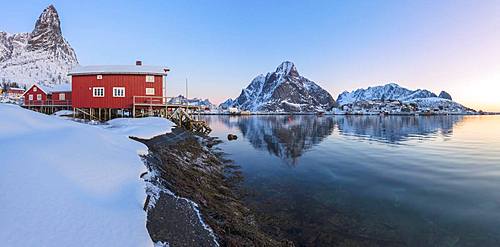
[135,128,293,247]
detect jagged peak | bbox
[275,61,299,76]
[32,5,61,35]
[439,90,452,100]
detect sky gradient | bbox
[2,0,500,111]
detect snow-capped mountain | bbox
[168,95,215,108]
[218,98,234,109]
[337,83,439,105]
[0,5,78,86]
[337,83,474,112]
[227,61,336,112]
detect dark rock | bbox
[227,134,238,140]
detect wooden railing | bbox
[133,96,172,105]
[132,96,202,109]
[24,100,72,107]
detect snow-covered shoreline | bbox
[0,104,173,247]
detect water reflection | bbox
[337,115,463,143]
[208,115,464,162]
[202,115,500,246]
[207,115,335,164]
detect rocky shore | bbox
[134,128,292,246]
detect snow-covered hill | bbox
[0,104,177,247]
[168,95,215,109]
[226,61,336,112]
[336,83,472,111]
[337,83,439,105]
[0,5,78,86]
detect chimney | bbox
[136,60,142,66]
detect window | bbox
[113,87,125,97]
[59,93,65,101]
[29,95,33,101]
[33,87,37,92]
[36,94,42,101]
[97,75,103,80]
[146,75,155,83]
[93,87,105,97]
[145,88,155,95]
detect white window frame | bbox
[97,75,103,80]
[36,94,42,101]
[29,95,33,101]
[113,87,125,97]
[59,93,65,101]
[146,75,155,83]
[145,88,155,95]
[33,87,37,92]
[93,87,105,97]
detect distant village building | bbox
[23,84,71,106]
[6,87,25,99]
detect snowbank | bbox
[105,117,175,139]
[0,104,173,247]
[52,109,74,116]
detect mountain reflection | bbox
[214,115,335,164]
[337,115,463,143]
[210,115,464,162]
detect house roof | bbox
[68,65,170,76]
[22,83,72,96]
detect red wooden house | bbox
[68,63,170,118]
[23,84,72,106]
[69,64,169,108]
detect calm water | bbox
[202,115,500,246]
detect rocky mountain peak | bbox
[0,5,78,86]
[275,61,299,77]
[227,62,336,112]
[27,5,63,52]
[439,91,452,100]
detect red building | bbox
[68,64,169,110]
[5,87,25,99]
[23,84,72,106]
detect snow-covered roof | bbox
[42,83,72,93]
[23,83,71,96]
[68,65,170,76]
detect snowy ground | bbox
[104,117,175,139]
[0,104,174,247]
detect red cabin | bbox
[23,84,72,106]
[6,87,25,99]
[68,64,169,110]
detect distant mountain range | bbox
[0,5,77,86]
[169,95,215,108]
[221,61,336,112]
[336,83,471,112]
[337,83,451,105]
